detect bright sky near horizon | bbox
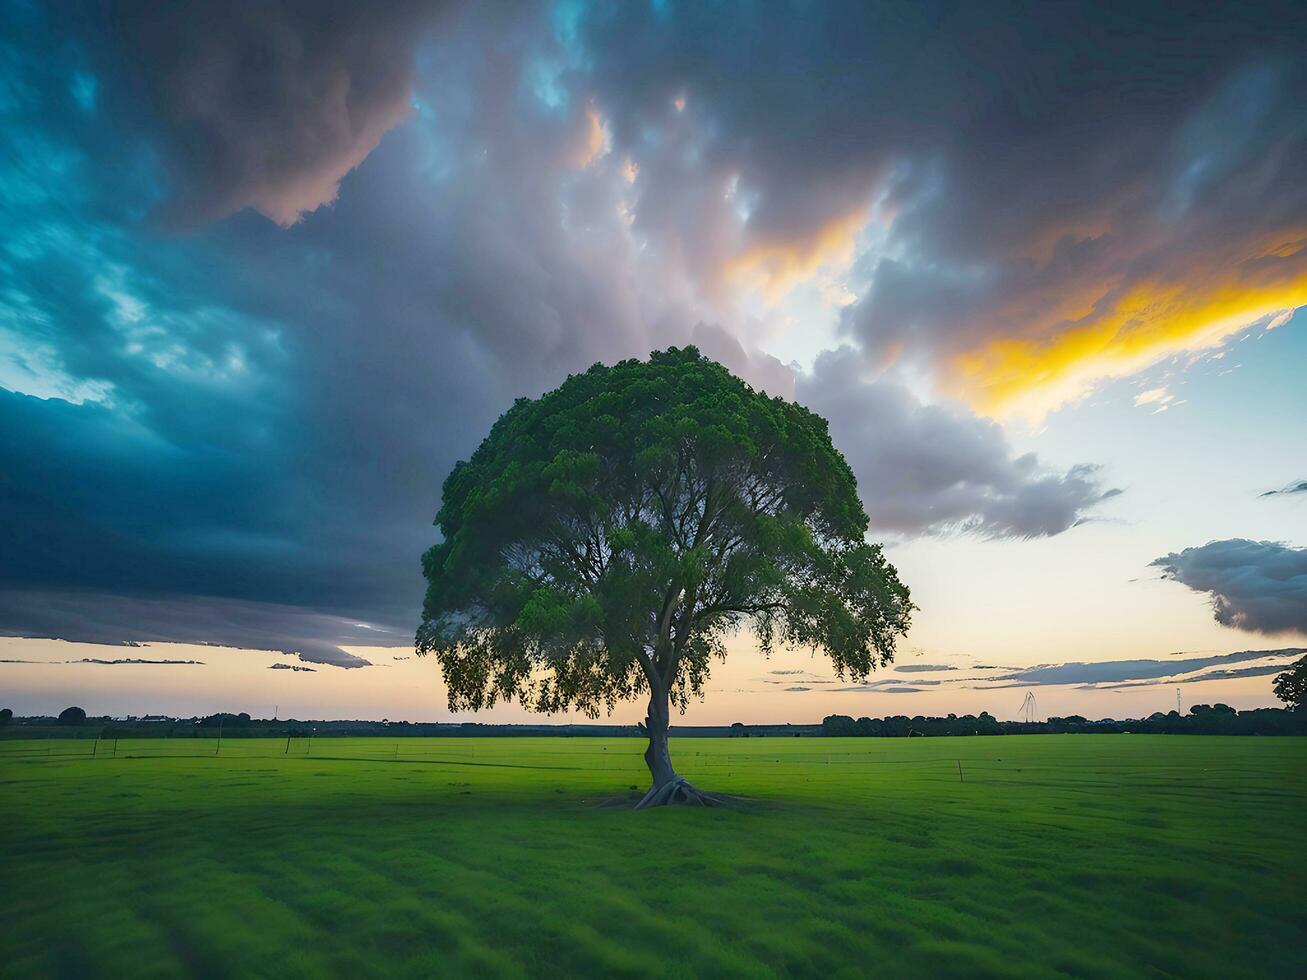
[2,1,1305,723]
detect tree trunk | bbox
[634,688,724,809]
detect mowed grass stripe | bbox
[1,735,1303,978]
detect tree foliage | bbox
[1273,655,1307,711]
[417,347,913,720]
[57,706,86,726]
[823,707,1307,737]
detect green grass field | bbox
[2,735,1304,978]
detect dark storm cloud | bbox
[796,350,1118,537]
[0,9,562,594]
[0,1,691,651]
[6,0,1275,657]
[0,590,398,666]
[578,1,1307,408]
[1151,540,1307,635]
[88,0,451,227]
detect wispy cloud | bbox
[989,648,1303,686]
[1260,480,1307,497]
[70,658,204,666]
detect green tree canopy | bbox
[417,347,912,806]
[57,706,86,726]
[1273,655,1306,711]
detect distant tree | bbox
[199,712,252,728]
[57,706,86,726]
[1273,656,1307,711]
[0,707,12,726]
[729,722,747,738]
[418,348,913,807]
[822,714,856,737]
[818,705,1304,737]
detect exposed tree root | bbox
[634,775,730,809]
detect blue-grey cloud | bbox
[797,349,1118,537]
[1089,663,1298,689]
[837,679,943,691]
[0,591,394,666]
[86,0,451,227]
[1261,480,1307,497]
[992,648,1304,686]
[1152,540,1307,635]
[1,0,1301,659]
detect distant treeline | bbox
[3,705,1302,739]
[1,710,834,739]
[821,704,1306,737]
[0,714,636,739]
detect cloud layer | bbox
[579,2,1307,415]
[1,1,1300,654]
[989,648,1303,686]
[797,349,1119,537]
[1152,540,1307,635]
[95,0,446,227]
[0,591,400,666]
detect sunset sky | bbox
[2,0,1305,723]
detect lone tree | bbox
[1273,655,1307,711]
[417,348,912,807]
[57,706,87,726]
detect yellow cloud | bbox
[725,204,870,302]
[948,234,1307,418]
[574,106,608,168]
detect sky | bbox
[1,0,1305,723]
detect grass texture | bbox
[1,734,1304,978]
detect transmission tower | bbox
[1019,691,1039,724]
